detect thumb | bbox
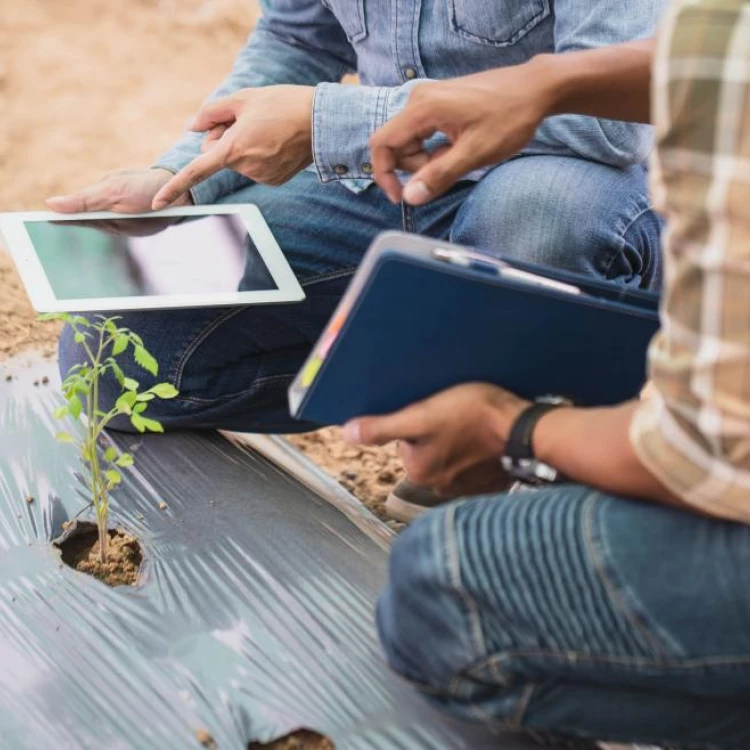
[402,140,476,205]
[343,405,427,446]
[190,98,239,133]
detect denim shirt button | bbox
[362,162,374,174]
[403,66,418,80]
[333,164,349,175]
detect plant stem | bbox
[90,326,109,564]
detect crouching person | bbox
[346,2,750,748]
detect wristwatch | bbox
[500,396,571,484]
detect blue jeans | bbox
[378,485,750,749]
[60,157,662,432]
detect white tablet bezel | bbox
[0,204,305,312]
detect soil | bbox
[58,524,143,587]
[0,0,405,522]
[249,730,334,750]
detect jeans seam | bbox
[171,307,246,390]
[602,203,655,282]
[583,492,671,657]
[300,267,358,287]
[444,504,488,697]
[173,373,295,406]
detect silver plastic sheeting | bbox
[0,356,552,750]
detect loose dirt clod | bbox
[41,375,49,385]
[249,730,335,750]
[58,526,143,587]
[25,495,34,504]
[195,728,216,749]
[158,501,167,510]
[4,375,11,382]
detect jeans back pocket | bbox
[448,0,550,47]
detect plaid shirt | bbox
[630,0,750,523]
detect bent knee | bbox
[377,506,483,692]
[451,158,659,284]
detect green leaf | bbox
[72,316,91,327]
[115,391,137,415]
[82,444,93,462]
[130,413,147,433]
[74,331,87,344]
[133,402,147,414]
[68,394,83,419]
[37,312,70,323]
[105,469,122,486]
[128,332,144,347]
[116,453,134,467]
[140,417,164,434]
[104,446,117,462]
[111,334,129,356]
[134,345,158,376]
[107,360,125,386]
[53,405,68,419]
[55,432,75,444]
[135,393,155,402]
[123,377,139,392]
[104,319,119,336]
[148,383,179,399]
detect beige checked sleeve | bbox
[630,0,750,523]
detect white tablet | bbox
[0,205,305,312]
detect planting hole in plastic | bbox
[249,729,335,750]
[56,521,144,587]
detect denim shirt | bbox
[156,0,666,203]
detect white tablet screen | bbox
[24,214,278,300]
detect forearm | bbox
[532,400,700,514]
[537,40,653,125]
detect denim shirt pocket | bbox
[448,0,550,47]
[322,0,368,44]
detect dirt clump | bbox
[287,428,405,528]
[249,729,334,750]
[59,525,143,587]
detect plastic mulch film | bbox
[0,356,549,750]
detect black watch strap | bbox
[505,402,562,462]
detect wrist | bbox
[525,53,572,119]
[532,405,576,465]
[486,390,531,451]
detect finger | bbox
[342,405,429,447]
[151,145,229,210]
[46,186,115,213]
[190,98,239,133]
[402,139,480,205]
[201,125,228,153]
[370,143,404,203]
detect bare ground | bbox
[0,0,403,519]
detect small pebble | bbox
[41,376,49,385]
[195,729,216,749]
[342,469,359,481]
[33,380,39,387]
[158,501,167,510]
[4,375,11,382]
[25,496,34,505]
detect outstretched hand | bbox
[152,85,315,209]
[370,63,555,205]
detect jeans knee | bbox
[452,158,660,285]
[377,506,482,694]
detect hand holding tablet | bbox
[0,205,304,313]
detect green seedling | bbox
[39,313,178,563]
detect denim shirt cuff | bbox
[312,82,393,183]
